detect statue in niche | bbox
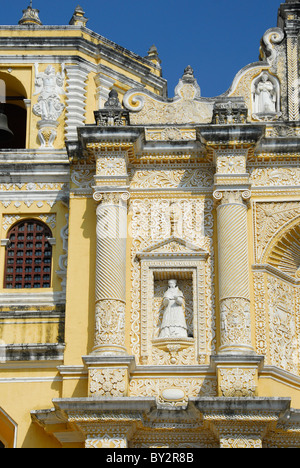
[255,73,276,112]
[252,72,281,120]
[159,279,188,339]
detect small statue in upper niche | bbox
[255,73,276,113]
[252,72,281,120]
[159,279,188,339]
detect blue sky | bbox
[1,0,283,98]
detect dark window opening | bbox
[0,103,26,149]
[0,72,27,150]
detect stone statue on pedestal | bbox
[254,73,276,114]
[252,72,281,121]
[159,279,188,339]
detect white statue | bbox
[159,279,188,339]
[33,63,65,121]
[253,72,276,114]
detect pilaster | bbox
[65,64,89,141]
[73,92,141,397]
[88,148,131,394]
[278,1,300,121]
[200,122,264,396]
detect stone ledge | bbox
[53,396,157,413]
[190,396,291,417]
[1,343,65,362]
[82,354,136,372]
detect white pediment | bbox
[136,236,208,259]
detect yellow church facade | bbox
[1,1,300,448]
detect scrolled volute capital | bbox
[213,190,223,203]
[241,189,251,201]
[93,190,130,205]
[213,189,251,206]
[93,191,104,203]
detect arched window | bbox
[4,219,52,289]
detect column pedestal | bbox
[211,355,264,398]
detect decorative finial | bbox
[94,89,130,127]
[69,5,89,27]
[104,89,122,109]
[146,45,161,67]
[174,65,201,99]
[183,65,194,79]
[19,3,42,26]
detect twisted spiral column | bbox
[214,190,254,355]
[92,191,129,355]
[286,34,300,121]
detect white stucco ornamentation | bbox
[33,63,65,148]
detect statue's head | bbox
[45,65,55,76]
[168,279,177,288]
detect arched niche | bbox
[0,72,27,149]
[251,71,281,121]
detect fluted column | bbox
[214,189,254,355]
[214,190,253,354]
[92,190,129,355]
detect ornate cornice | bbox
[199,124,265,146]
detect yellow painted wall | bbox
[0,368,62,448]
[63,196,96,365]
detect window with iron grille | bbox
[4,219,52,289]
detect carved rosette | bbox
[89,368,126,396]
[218,367,257,398]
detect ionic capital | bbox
[213,189,251,206]
[93,190,130,205]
